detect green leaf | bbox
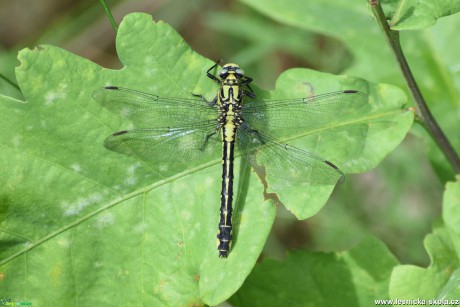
[230,237,399,306]
[390,178,460,302]
[0,13,411,305]
[382,0,460,30]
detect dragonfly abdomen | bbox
[217,125,237,258]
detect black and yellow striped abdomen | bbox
[217,127,236,257]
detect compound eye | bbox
[235,68,244,79]
[219,68,229,78]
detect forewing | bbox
[237,124,344,185]
[93,86,216,128]
[243,90,368,132]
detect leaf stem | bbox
[369,0,460,174]
[0,72,20,91]
[100,0,118,33]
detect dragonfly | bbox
[93,61,368,258]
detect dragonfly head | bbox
[220,63,245,79]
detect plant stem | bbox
[369,0,460,174]
[100,0,118,33]
[0,73,20,91]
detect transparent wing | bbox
[93,86,216,128]
[237,124,344,185]
[243,90,368,132]
[104,122,221,164]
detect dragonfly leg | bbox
[206,60,223,83]
[240,124,266,146]
[244,89,256,99]
[250,129,265,145]
[192,93,217,107]
[200,130,218,151]
[241,76,253,86]
[241,76,256,98]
